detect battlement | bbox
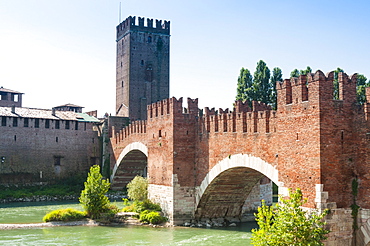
[202,100,274,134]
[112,120,147,144]
[147,97,199,119]
[277,70,357,108]
[117,16,170,40]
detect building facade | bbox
[0,88,101,185]
[116,16,170,120]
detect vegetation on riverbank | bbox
[0,175,86,200]
[251,188,329,246]
[43,208,86,222]
[43,165,120,222]
[122,176,167,225]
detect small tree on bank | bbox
[127,176,148,201]
[79,165,110,219]
[252,188,329,246]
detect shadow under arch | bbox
[195,154,281,220]
[110,142,148,190]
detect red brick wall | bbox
[110,70,370,210]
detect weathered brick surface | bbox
[116,16,170,120]
[0,118,100,183]
[110,71,370,244]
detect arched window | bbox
[148,36,152,43]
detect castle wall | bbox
[0,116,100,184]
[110,70,370,245]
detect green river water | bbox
[0,201,256,245]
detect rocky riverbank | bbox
[0,212,169,230]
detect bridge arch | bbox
[195,154,283,220]
[110,142,148,190]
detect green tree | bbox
[236,67,253,106]
[127,176,148,201]
[333,67,344,100]
[270,67,283,109]
[300,66,312,75]
[290,68,300,78]
[253,60,271,105]
[252,188,329,246]
[79,165,110,219]
[357,74,369,105]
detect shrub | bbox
[97,204,120,223]
[79,165,111,219]
[251,188,329,246]
[43,208,86,222]
[121,199,161,213]
[139,210,167,224]
[126,176,148,201]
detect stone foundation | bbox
[148,184,173,221]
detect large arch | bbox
[110,142,148,190]
[195,153,282,219]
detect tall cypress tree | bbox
[236,67,253,107]
[253,60,271,105]
[270,67,283,109]
[356,74,369,105]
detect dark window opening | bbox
[122,81,124,87]
[75,121,78,130]
[159,130,162,137]
[35,119,40,128]
[13,118,18,127]
[92,138,95,143]
[14,135,16,141]
[45,119,50,129]
[148,36,152,43]
[24,118,29,127]
[141,60,144,66]
[56,137,59,143]
[84,122,86,131]
[65,121,70,129]
[54,156,61,166]
[55,121,60,129]
[1,117,6,126]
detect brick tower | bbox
[116,16,170,120]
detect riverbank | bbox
[0,192,126,203]
[0,220,100,230]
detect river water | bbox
[0,201,256,245]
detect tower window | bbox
[35,119,40,128]
[141,60,144,66]
[148,36,152,43]
[45,119,50,129]
[1,116,6,126]
[24,118,29,127]
[55,120,60,129]
[13,118,18,127]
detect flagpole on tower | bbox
[119,2,122,23]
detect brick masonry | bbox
[109,71,370,245]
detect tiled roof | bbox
[0,106,100,122]
[54,103,84,108]
[0,87,23,94]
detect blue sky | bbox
[1,0,370,117]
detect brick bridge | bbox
[109,71,370,244]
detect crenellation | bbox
[338,72,357,103]
[187,98,198,115]
[117,16,170,41]
[291,75,308,104]
[234,100,251,113]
